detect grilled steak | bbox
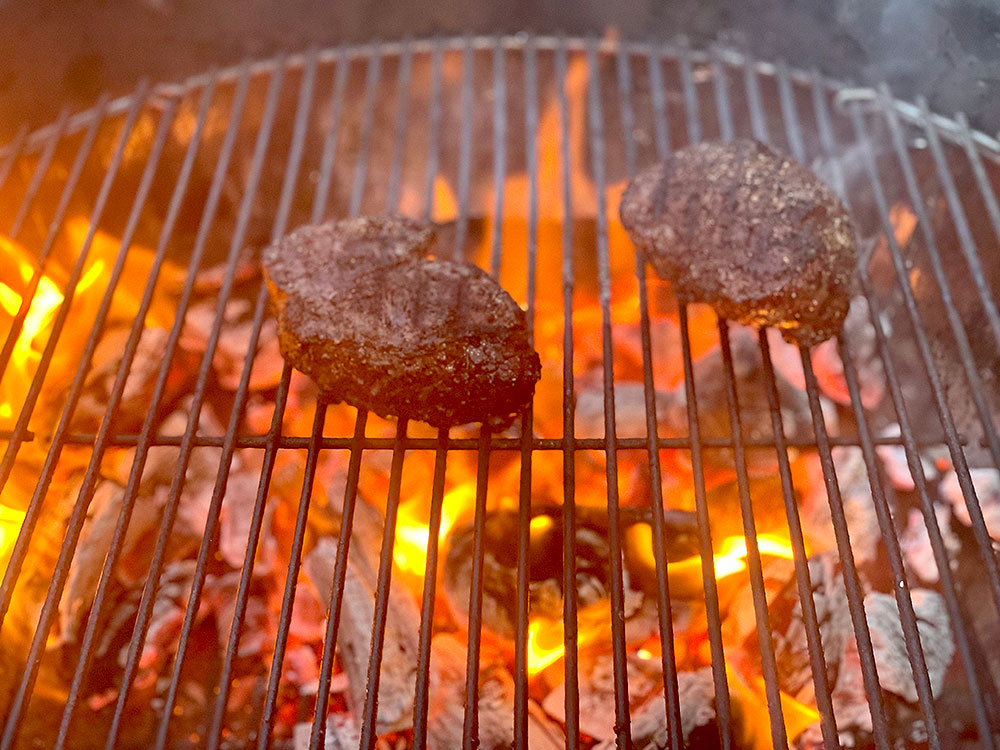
[619,139,856,346]
[262,215,541,428]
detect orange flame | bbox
[727,663,820,749]
[526,602,607,676]
[630,525,798,592]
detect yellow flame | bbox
[630,525,798,587]
[527,618,567,674]
[0,504,27,565]
[527,603,607,676]
[726,664,820,749]
[393,482,477,573]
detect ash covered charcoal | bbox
[591,667,718,750]
[442,505,697,642]
[939,467,1000,541]
[427,633,563,750]
[620,139,856,346]
[864,590,954,704]
[262,215,541,429]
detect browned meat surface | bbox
[263,215,541,428]
[619,138,856,346]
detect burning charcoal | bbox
[181,295,284,392]
[756,553,854,707]
[592,667,718,750]
[293,714,360,750]
[443,505,696,642]
[73,325,196,433]
[575,381,677,439]
[799,448,882,567]
[303,507,419,736]
[544,651,665,744]
[619,139,857,346]
[939,467,1000,541]
[766,296,886,409]
[864,590,954,703]
[262,215,541,429]
[656,329,819,488]
[899,506,960,584]
[427,633,563,750]
[874,425,949,492]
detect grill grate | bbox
[0,34,998,750]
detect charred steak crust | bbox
[262,215,541,428]
[619,139,856,346]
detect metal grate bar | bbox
[677,39,702,145]
[513,36,536,750]
[955,111,1000,259]
[489,38,507,283]
[157,49,320,748]
[421,41,444,223]
[460,426,493,749]
[17,429,969,451]
[7,106,71,239]
[617,45,684,750]
[769,60,845,750]
[758,331,842,748]
[776,60,806,166]
[742,55,769,142]
[453,37,475,259]
[717,321,791,747]
[799,349,893,748]
[410,427,449,748]
[359,419,410,750]
[647,46,671,157]
[312,46,351,222]
[675,40,736,749]
[586,37,634,749]
[848,100,1000,619]
[839,335,946,746]
[348,44,383,217]
[0,123,28,194]
[386,40,414,216]
[555,38,582,748]
[0,101,102,400]
[260,400,331,749]
[710,50,735,142]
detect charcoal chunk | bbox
[620,139,856,346]
[262,215,541,428]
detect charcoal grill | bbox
[1,34,1000,750]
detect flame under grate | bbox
[0,35,999,750]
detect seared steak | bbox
[263,215,541,428]
[619,139,856,346]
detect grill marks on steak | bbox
[620,139,857,346]
[263,215,541,428]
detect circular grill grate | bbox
[0,35,999,750]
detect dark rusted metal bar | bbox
[555,38,582,748]
[359,419,410,750]
[586,38,632,749]
[460,425,493,750]
[512,35,535,750]
[619,43,683,750]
